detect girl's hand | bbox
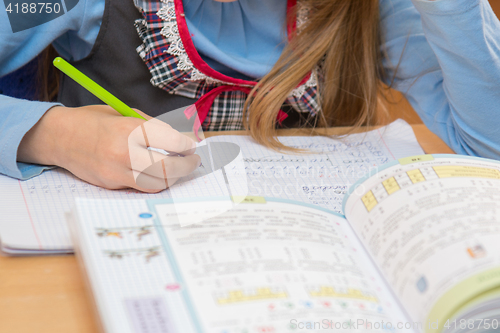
[17,105,200,193]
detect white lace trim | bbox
[291,69,318,98]
[296,1,310,33]
[157,0,194,71]
[157,0,238,86]
[156,0,317,94]
[189,68,237,86]
[290,3,318,98]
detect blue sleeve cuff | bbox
[0,96,63,180]
[16,162,57,180]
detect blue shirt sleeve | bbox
[380,0,500,159]
[0,0,104,180]
[0,96,59,179]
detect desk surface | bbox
[0,125,453,333]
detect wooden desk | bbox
[0,125,453,333]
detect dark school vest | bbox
[57,0,193,117]
[57,0,309,127]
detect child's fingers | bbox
[128,147,171,170]
[156,154,201,179]
[127,172,177,193]
[95,166,176,193]
[129,118,197,156]
[129,145,200,178]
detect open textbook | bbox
[0,119,424,254]
[70,154,500,333]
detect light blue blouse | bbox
[1,0,500,180]
[184,0,287,80]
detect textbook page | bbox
[343,155,500,330]
[0,119,423,252]
[72,198,413,333]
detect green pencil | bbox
[53,57,146,120]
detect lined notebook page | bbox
[0,119,424,252]
[207,119,424,212]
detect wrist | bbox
[17,105,73,167]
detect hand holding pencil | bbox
[17,58,200,192]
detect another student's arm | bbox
[380,0,500,159]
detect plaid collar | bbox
[134,0,321,132]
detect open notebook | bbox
[0,119,424,254]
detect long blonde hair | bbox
[244,0,383,150]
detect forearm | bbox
[381,0,500,158]
[412,0,500,155]
[17,106,68,167]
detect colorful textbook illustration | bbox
[71,155,500,333]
